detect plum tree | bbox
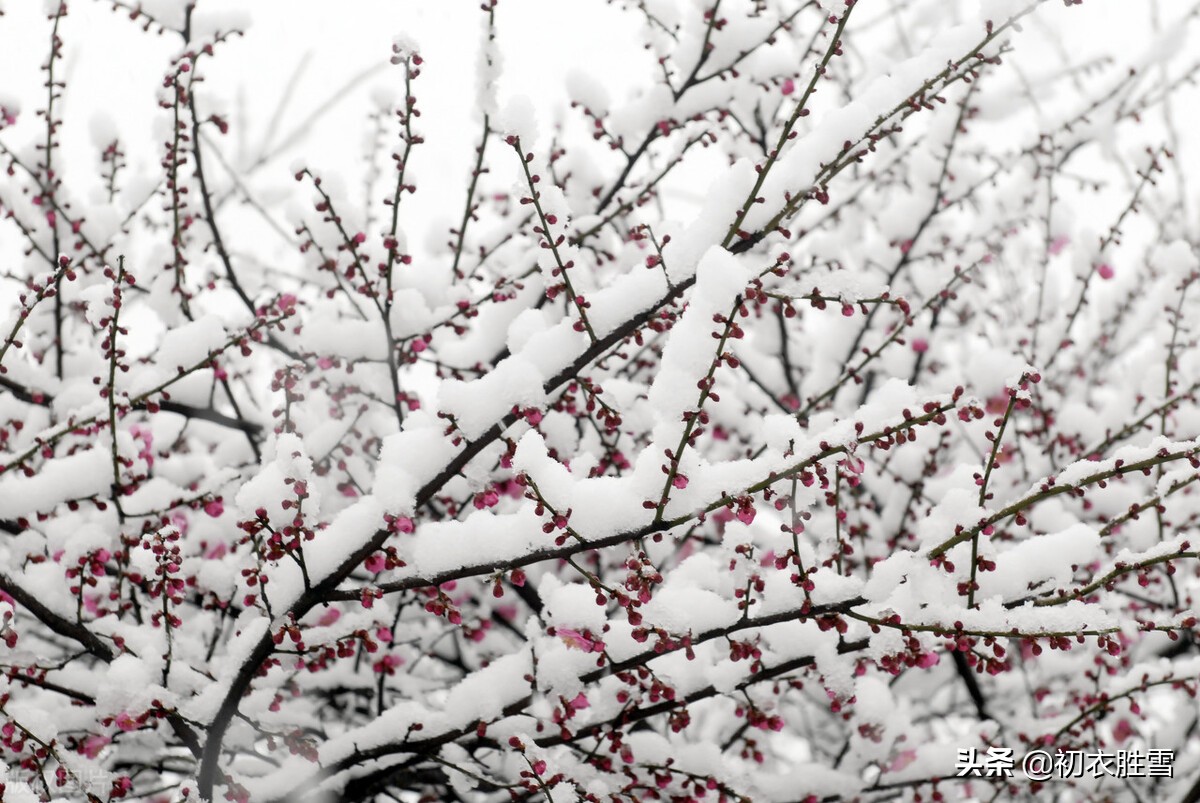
[1,1,1199,801]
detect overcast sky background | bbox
[0,1,1195,272]
[0,1,651,263]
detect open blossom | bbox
[916,652,940,668]
[1113,718,1135,743]
[373,654,404,675]
[81,734,110,758]
[113,713,139,733]
[473,488,500,509]
[386,514,415,534]
[556,627,602,652]
[889,749,918,772]
[1048,234,1070,255]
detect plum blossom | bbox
[555,628,602,653]
[0,4,1194,802]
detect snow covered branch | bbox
[1,1,1199,801]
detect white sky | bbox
[0,1,652,260]
[0,0,1194,269]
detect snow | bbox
[783,268,889,304]
[373,417,457,506]
[663,160,757,282]
[977,0,1028,22]
[586,267,669,338]
[849,676,900,762]
[805,568,866,607]
[505,307,554,354]
[498,95,538,144]
[541,577,606,633]
[391,32,420,62]
[79,281,115,329]
[639,586,739,633]
[299,306,388,361]
[754,765,861,802]
[566,69,611,115]
[475,16,502,119]
[184,617,269,723]
[863,550,920,604]
[744,20,988,236]
[386,289,436,338]
[977,523,1102,602]
[121,477,194,517]
[0,447,110,519]
[155,315,228,373]
[647,246,752,432]
[300,496,386,588]
[0,2,1197,801]
[96,654,157,712]
[234,433,320,526]
[915,487,989,551]
[567,474,657,539]
[438,356,547,439]
[444,650,532,724]
[958,345,1033,402]
[88,111,119,149]
[1154,239,1199,278]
